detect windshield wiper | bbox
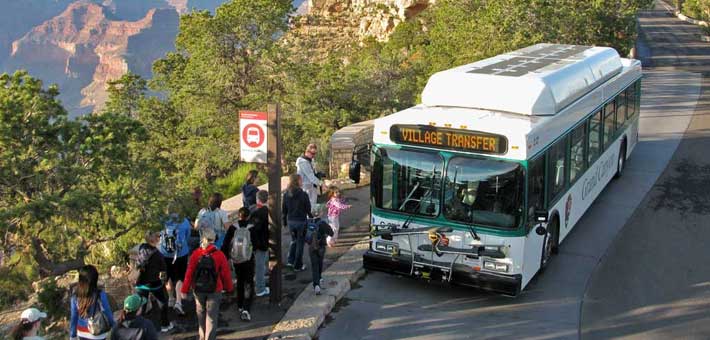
[402,164,437,229]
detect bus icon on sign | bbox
[246,127,260,144]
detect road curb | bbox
[658,0,710,41]
[267,236,369,340]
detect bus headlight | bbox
[483,261,509,273]
[374,241,399,255]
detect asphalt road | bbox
[317,3,710,340]
[580,3,710,339]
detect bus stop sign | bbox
[239,110,267,163]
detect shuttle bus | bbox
[357,44,642,295]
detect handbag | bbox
[86,291,111,336]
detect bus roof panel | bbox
[421,44,623,115]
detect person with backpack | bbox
[10,308,47,340]
[110,294,158,340]
[283,174,313,272]
[159,209,191,316]
[69,265,114,340]
[134,231,173,333]
[306,219,334,295]
[251,190,270,297]
[241,170,259,209]
[221,207,255,321]
[195,193,231,249]
[181,227,233,340]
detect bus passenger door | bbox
[522,155,546,288]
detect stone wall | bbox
[329,120,374,180]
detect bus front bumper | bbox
[363,250,522,296]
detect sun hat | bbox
[123,294,148,313]
[20,308,47,323]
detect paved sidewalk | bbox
[164,182,371,340]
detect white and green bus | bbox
[355,44,641,295]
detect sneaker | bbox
[314,285,321,295]
[174,303,185,316]
[161,322,175,333]
[286,262,294,268]
[295,264,307,272]
[256,287,270,297]
[240,310,251,321]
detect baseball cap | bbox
[20,308,47,323]
[123,294,148,313]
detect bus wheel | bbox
[540,219,559,270]
[614,140,627,179]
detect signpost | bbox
[239,110,268,164]
[266,104,283,305]
[239,107,282,305]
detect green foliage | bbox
[213,164,267,198]
[0,70,166,279]
[0,267,31,308]
[37,280,67,320]
[149,0,292,184]
[684,0,710,19]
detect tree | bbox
[0,71,165,277]
[150,0,292,183]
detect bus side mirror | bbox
[349,157,361,184]
[534,210,548,223]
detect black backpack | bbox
[193,249,218,294]
[111,325,144,340]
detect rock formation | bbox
[5,2,179,116]
[307,0,434,41]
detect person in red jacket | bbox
[181,228,233,340]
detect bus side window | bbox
[569,123,587,184]
[626,85,636,119]
[547,137,567,202]
[588,110,602,164]
[603,101,615,148]
[527,155,545,227]
[616,92,626,127]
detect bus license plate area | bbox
[413,263,450,281]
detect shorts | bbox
[164,254,188,283]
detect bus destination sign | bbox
[390,125,508,154]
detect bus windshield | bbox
[372,148,443,217]
[444,157,524,229]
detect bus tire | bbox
[614,139,627,179]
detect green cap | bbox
[123,294,147,313]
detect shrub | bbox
[684,0,710,20]
[0,268,31,309]
[213,164,267,199]
[37,280,68,320]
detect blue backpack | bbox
[304,218,322,250]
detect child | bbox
[221,207,255,321]
[309,219,333,295]
[325,186,351,247]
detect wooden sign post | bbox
[267,103,283,305]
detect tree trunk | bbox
[31,238,86,278]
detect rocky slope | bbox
[288,0,434,60]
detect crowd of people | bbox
[10,144,353,340]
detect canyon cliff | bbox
[0,0,223,117]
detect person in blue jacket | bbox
[159,210,192,316]
[70,265,115,340]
